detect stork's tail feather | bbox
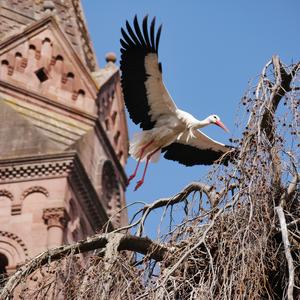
[129,132,161,162]
[149,148,161,162]
[129,132,148,161]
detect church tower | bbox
[0,0,128,276]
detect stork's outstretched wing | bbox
[162,129,234,166]
[120,15,177,130]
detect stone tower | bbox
[0,0,129,276]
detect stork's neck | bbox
[193,117,211,129]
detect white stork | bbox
[120,16,233,191]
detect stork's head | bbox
[208,115,229,132]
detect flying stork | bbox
[120,16,233,191]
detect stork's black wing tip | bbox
[162,143,236,167]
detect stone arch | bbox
[15,52,22,58]
[42,37,51,44]
[1,59,9,66]
[67,72,75,79]
[22,186,49,217]
[55,54,64,62]
[0,190,13,216]
[0,231,28,269]
[21,186,49,202]
[0,190,13,201]
[29,44,36,51]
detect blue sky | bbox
[82,1,300,234]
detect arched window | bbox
[42,37,51,44]
[67,72,75,79]
[55,55,64,62]
[0,253,8,275]
[0,231,28,277]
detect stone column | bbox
[43,207,68,249]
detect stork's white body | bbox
[130,109,213,162]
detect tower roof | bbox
[0,97,62,158]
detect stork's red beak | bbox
[215,120,229,133]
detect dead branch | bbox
[275,205,295,300]
[261,55,300,141]
[161,195,239,285]
[136,182,218,236]
[0,233,170,299]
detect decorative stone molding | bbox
[11,203,22,216]
[0,190,19,215]
[0,230,28,258]
[0,158,74,183]
[21,186,49,201]
[0,153,111,230]
[0,189,14,201]
[43,207,68,229]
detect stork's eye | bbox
[213,116,217,119]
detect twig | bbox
[136,182,216,236]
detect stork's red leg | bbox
[128,140,154,185]
[134,147,160,191]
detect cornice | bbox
[0,152,75,183]
[0,151,111,231]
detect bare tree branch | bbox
[0,233,170,299]
[275,205,295,300]
[261,56,300,141]
[136,182,217,236]
[1,55,299,300]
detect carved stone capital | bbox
[43,207,68,229]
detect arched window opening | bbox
[78,89,85,96]
[42,37,51,44]
[15,52,22,58]
[111,111,117,124]
[67,72,75,79]
[105,118,110,131]
[0,253,8,275]
[29,44,36,51]
[55,55,64,62]
[110,90,115,100]
[114,131,121,145]
[1,60,9,66]
[118,151,123,161]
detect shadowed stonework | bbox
[0,0,129,277]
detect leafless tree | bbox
[1,55,299,299]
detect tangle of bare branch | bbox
[1,56,299,300]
